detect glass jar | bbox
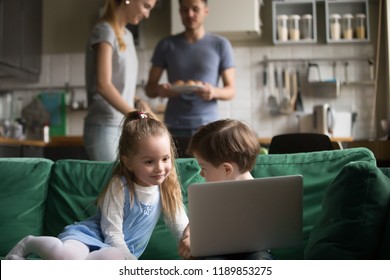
[288,14,301,41]
[329,14,341,40]
[277,15,288,41]
[342,13,354,40]
[355,13,366,39]
[301,14,313,40]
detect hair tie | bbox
[137,112,148,119]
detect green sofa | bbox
[1,147,389,260]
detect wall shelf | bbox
[260,55,374,65]
[341,80,375,86]
[272,0,370,45]
[325,0,370,43]
[272,0,317,45]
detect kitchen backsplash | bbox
[2,43,374,140]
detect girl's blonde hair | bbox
[98,111,182,224]
[187,119,260,173]
[100,0,127,51]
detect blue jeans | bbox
[168,128,199,138]
[83,123,121,161]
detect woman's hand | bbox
[158,83,180,98]
[135,99,152,112]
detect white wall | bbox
[5,41,374,139]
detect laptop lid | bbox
[188,175,303,257]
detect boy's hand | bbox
[178,224,194,259]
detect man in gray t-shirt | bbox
[145,0,236,149]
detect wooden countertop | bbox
[0,136,84,147]
[346,140,390,161]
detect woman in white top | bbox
[84,0,155,161]
[6,111,189,260]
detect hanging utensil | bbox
[267,67,279,114]
[332,61,337,80]
[262,66,272,113]
[307,62,321,82]
[344,61,349,84]
[295,69,304,111]
[289,70,298,112]
[262,67,268,103]
[279,68,291,114]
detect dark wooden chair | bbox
[268,133,335,154]
[172,136,192,158]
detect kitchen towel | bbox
[38,92,66,136]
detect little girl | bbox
[6,111,189,260]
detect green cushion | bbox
[379,168,390,259]
[43,160,115,237]
[305,161,390,259]
[0,158,53,256]
[251,147,376,259]
[380,167,390,179]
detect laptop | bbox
[187,175,303,257]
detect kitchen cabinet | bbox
[170,0,262,40]
[0,0,42,82]
[325,0,370,43]
[272,0,317,45]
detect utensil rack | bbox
[260,55,374,65]
[260,55,375,86]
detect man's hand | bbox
[196,83,216,101]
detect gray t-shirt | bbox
[151,33,235,130]
[85,21,138,126]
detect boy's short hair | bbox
[179,0,208,5]
[187,119,260,173]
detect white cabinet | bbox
[170,0,262,40]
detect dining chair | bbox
[172,136,192,158]
[268,133,335,154]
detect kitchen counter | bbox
[346,140,390,167]
[0,136,84,147]
[0,136,87,160]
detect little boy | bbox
[178,119,273,260]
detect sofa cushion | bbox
[379,167,390,259]
[0,158,53,256]
[43,160,115,237]
[304,161,390,259]
[250,147,376,260]
[378,207,390,259]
